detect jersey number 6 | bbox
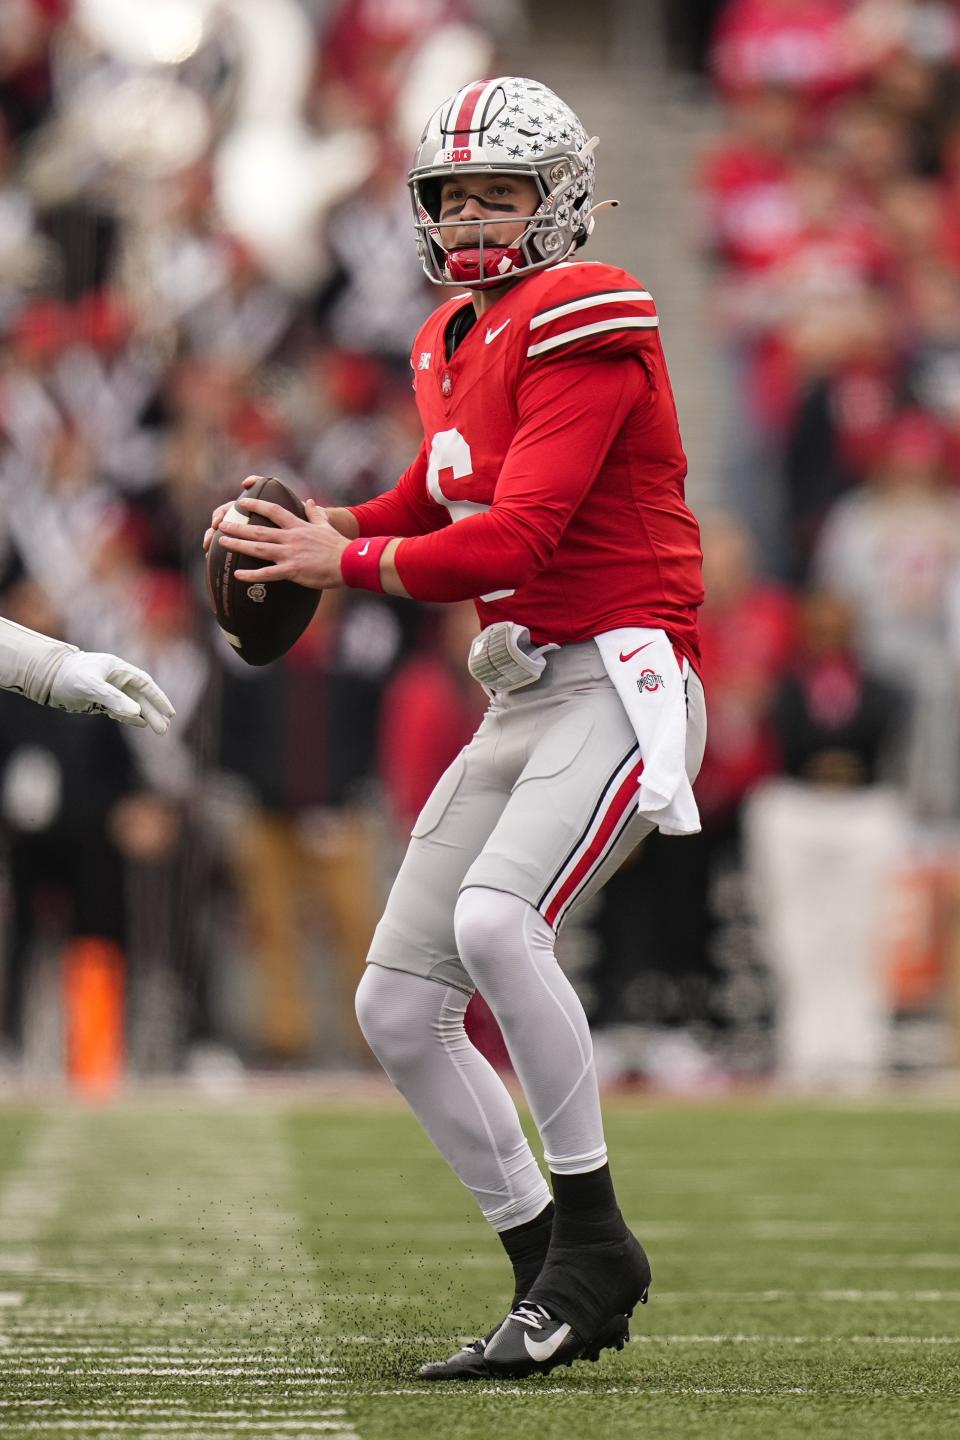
[425,428,514,601]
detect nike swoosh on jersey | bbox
[358,541,371,556]
[619,642,654,662]
[485,319,512,344]
[523,1324,572,1362]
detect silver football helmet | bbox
[408,76,599,289]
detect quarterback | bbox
[212,77,705,1379]
[0,616,175,734]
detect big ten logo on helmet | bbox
[637,668,664,693]
[443,149,473,162]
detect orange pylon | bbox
[64,938,124,1096]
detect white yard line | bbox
[652,1289,960,1302]
[6,1427,359,1435]
[318,1384,941,1398]
[794,1253,960,1270]
[0,1409,349,1417]
[0,1368,341,1379]
[628,1334,960,1345]
[5,1422,358,1434]
[0,1113,79,1261]
[329,1331,960,1346]
[0,1407,349,1415]
[270,1216,960,1241]
[0,1108,359,1439]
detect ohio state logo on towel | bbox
[637,669,663,693]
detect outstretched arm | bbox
[0,617,176,734]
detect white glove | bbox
[49,651,176,735]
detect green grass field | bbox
[0,1092,958,1439]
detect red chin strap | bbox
[445,245,523,283]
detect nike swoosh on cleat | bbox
[523,1323,572,1362]
[485,320,512,344]
[619,642,654,662]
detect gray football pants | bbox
[356,640,707,1229]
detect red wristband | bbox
[340,535,391,592]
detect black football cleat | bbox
[523,1227,652,1346]
[483,1302,587,1377]
[418,1336,490,1381]
[583,1309,631,1361]
[482,1229,652,1380]
[417,1311,630,1382]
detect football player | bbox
[0,616,175,734]
[210,77,705,1379]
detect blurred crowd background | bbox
[0,0,958,1093]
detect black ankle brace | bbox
[498,1201,554,1304]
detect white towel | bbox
[594,627,701,836]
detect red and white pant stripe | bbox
[538,744,644,930]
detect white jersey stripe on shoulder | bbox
[530,290,653,330]
[527,315,660,357]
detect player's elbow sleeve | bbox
[499,521,555,586]
[467,530,546,592]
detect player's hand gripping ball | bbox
[206,477,321,666]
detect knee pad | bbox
[455,887,555,1029]
[354,966,416,1067]
[453,886,513,969]
[355,964,455,1075]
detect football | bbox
[207,476,321,666]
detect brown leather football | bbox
[207,476,321,666]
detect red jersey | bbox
[348,260,703,666]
